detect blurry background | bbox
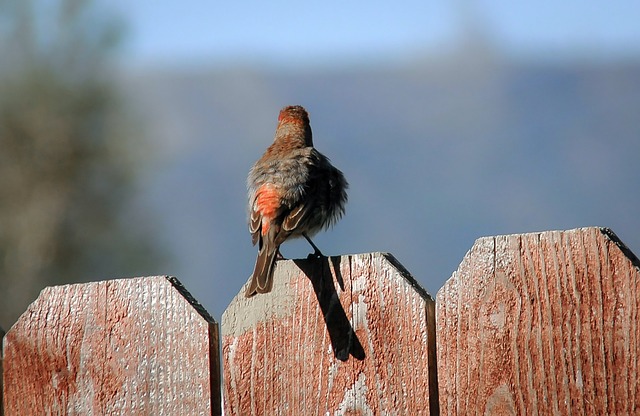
[1,0,639,329]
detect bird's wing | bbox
[280,175,319,239]
[249,207,262,246]
[281,202,310,233]
[250,182,284,247]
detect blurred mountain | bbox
[119,48,640,318]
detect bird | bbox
[245,105,348,297]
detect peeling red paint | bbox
[222,253,436,415]
[436,228,640,415]
[3,276,220,415]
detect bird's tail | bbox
[245,240,277,297]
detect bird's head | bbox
[276,105,313,146]
[278,105,309,124]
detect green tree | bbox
[0,0,164,329]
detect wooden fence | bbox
[2,226,639,415]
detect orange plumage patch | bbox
[278,116,304,126]
[255,184,281,235]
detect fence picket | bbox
[2,276,220,415]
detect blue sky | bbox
[112,1,640,67]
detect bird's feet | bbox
[303,233,325,258]
[307,249,324,260]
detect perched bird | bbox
[245,105,348,297]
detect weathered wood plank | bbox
[222,252,437,415]
[2,276,220,415]
[436,227,640,415]
[1,325,4,416]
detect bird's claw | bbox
[307,248,324,259]
[302,233,325,258]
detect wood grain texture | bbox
[1,326,4,416]
[222,252,437,415]
[437,227,640,415]
[2,276,220,415]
